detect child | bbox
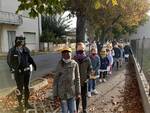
[53,47,81,113]
[118,43,124,67]
[88,48,100,97]
[106,48,113,75]
[113,44,121,70]
[106,43,113,75]
[99,48,109,82]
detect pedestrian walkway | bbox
[84,62,144,113]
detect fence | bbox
[131,37,150,84]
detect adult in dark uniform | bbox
[7,36,36,110]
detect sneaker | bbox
[103,79,106,82]
[110,71,112,75]
[99,79,102,83]
[92,89,98,95]
[87,92,91,98]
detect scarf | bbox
[75,52,87,63]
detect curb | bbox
[0,87,16,97]
[30,78,48,91]
[131,55,150,113]
[0,77,49,98]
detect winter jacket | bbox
[7,46,36,71]
[74,56,92,85]
[107,53,113,65]
[113,47,121,58]
[100,56,109,70]
[90,55,100,75]
[53,60,81,100]
[120,48,124,58]
[124,45,132,55]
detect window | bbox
[7,31,16,49]
[24,32,36,44]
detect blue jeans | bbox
[88,79,96,92]
[61,97,76,113]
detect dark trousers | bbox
[113,58,119,70]
[14,70,30,105]
[76,82,87,113]
[99,71,107,79]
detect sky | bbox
[63,11,77,29]
[147,10,150,16]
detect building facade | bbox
[0,0,41,53]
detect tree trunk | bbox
[99,29,106,44]
[76,13,86,43]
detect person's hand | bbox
[76,94,81,99]
[54,96,61,108]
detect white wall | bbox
[0,0,41,52]
[0,0,2,11]
[1,25,16,52]
[1,0,20,13]
[0,16,40,52]
[17,17,39,51]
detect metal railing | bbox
[0,11,23,25]
[131,37,150,85]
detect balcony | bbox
[0,11,23,25]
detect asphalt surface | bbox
[0,52,61,90]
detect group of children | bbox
[53,41,129,113]
[87,41,127,97]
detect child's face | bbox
[101,54,106,58]
[107,50,111,54]
[91,50,97,55]
[62,52,71,60]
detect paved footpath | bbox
[83,63,144,113]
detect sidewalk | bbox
[86,63,144,113]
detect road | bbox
[0,52,61,90]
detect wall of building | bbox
[1,0,19,13]
[16,17,39,51]
[0,0,41,52]
[1,25,16,52]
[0,0,2,11]
[0,18,40,52]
